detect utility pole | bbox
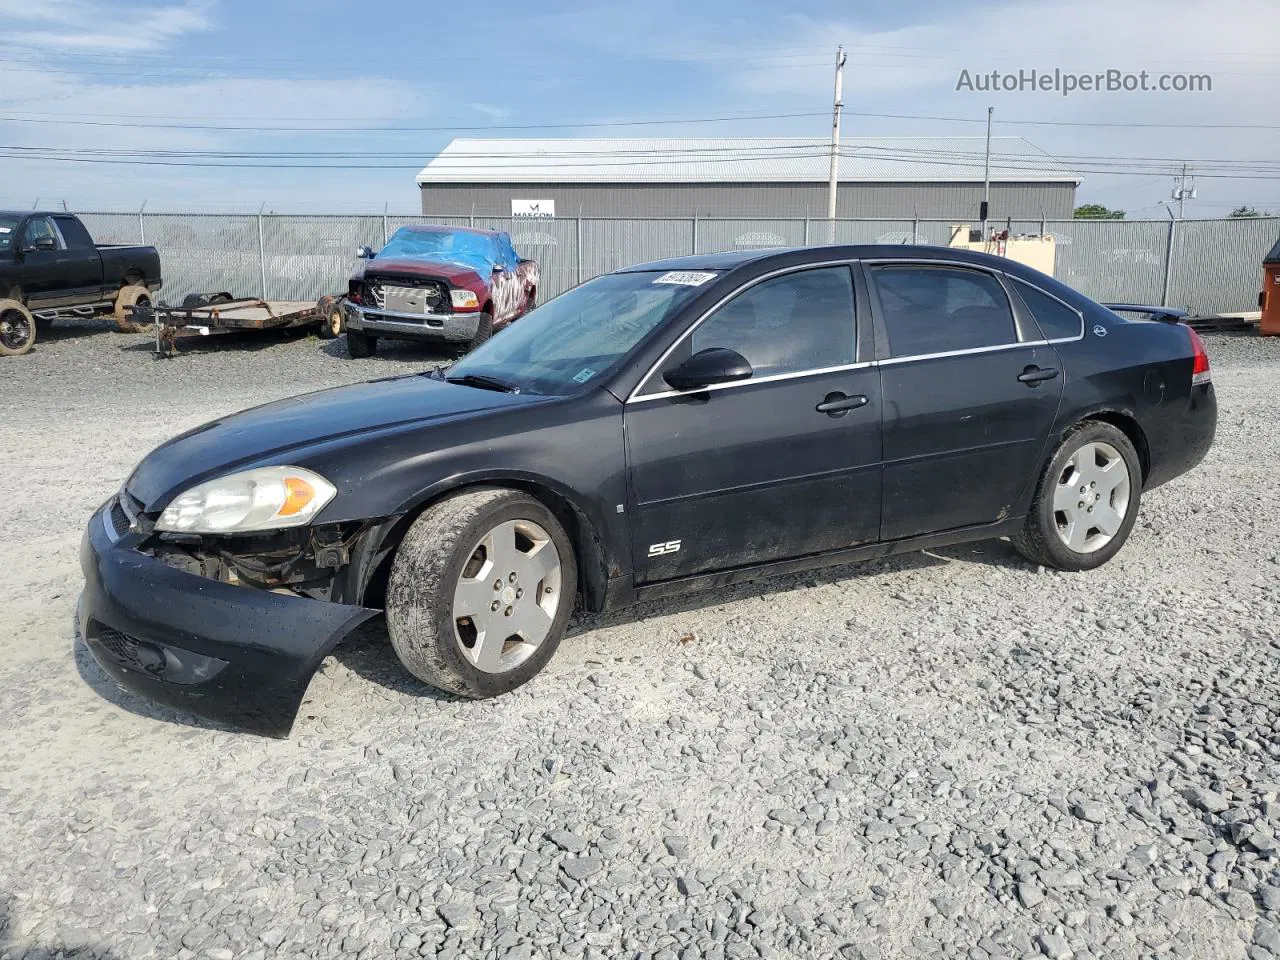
[826,45,846,244]
[1171,162,1195,219]
[981,106,993,245]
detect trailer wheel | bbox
[0,299,36,356]
[347,329,377,358]
[317,296,344,339]
[114,284,153,333]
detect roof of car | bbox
[0,210,61,219]
[396,223,502,238]
[619,244,1032,274]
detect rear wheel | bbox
[114,284,153,333]
[1013,421,1141,571]
[0,299,36,356]
[386,488,576,698]
[346,328,376,358]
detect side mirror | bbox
[663,347,753,391]
[29,236,56,252]
[355,245,374,259]
[492,264,506,274]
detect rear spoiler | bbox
[1102,303,1188,324]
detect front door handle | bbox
[1017,365,1059,386]
[816,392,869,416]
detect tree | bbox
[1074,204,1126,220]
[1229,205,1264,218]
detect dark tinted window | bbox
[1012,279,1083,340]
[691,266,855,377]
[53,216,94,249]
[871,265,1017,358]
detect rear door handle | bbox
[1017,365,1059,386]
[816,392,869,416]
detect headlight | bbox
[156,466,337,534]
[450,289,479,309]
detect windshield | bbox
[0,216,18,252]
[447,270,713,396]
[377,227,495,267]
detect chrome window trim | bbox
[1007,277,1086,343]
[630,361,875,403]
[878,339,1045,366]
[626,259,859,403]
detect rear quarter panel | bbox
[1050,301,1215,490]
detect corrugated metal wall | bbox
[72,212,1279,315]
[417,182,1077,219]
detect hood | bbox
[360,256,489,287]
[127,375,535,510]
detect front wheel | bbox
[0,299,36,356]
[1012,421,1141,571]
[470,311,494,348]
[386,488,577,698]
[346,329,376,358]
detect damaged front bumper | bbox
[344,301,480,343]
[78,497,379,736]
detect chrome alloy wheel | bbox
[451,519,562,673]
[1052,440,1132,553]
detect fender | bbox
[353,468,621,614]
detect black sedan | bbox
[80,245,1216,734]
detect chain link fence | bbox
[75,212,1280,315]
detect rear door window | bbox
[53,216,94,250]
[870,264,1017,358]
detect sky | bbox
[1,0,1278,218]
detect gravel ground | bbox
[1,320,1278,960]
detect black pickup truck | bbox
[0,211,162,334]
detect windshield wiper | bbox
[445,372,520,393]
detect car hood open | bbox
[126,374,535,510]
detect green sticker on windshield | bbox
[572,368,597,384]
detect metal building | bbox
[416,137,1080,220]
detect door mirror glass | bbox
[492,263,505,273]
[30,236,56,252]
[355,245,374,259]
[664,347,753,391]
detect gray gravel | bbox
[1,321,1278,960]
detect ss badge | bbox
[648,540,682,557]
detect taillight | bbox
[1187,325,1211,385]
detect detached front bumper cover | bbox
[79,500,378,736]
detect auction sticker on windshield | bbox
[653,271,717,286]
[572,368,597,384]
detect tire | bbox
[523,291,537,316]
[346,329,376,358]
[0,299,36,356]
[1012,420,1142,571]
[316,296,344,339]
[386,487,577,698]
[471,312,494,348]
[113,284,153,333]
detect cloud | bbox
[2,0,213,52]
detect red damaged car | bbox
[342,224,539,357]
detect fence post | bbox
[691,211,699,255]
[912,217,919,245]
[382,203,389,246]
[1161,218,1178,307]
[575,217,583,286]
[803,218,811,245]
[138,201,147,244]
[257,206,268,300]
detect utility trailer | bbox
[137,295,345,356]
